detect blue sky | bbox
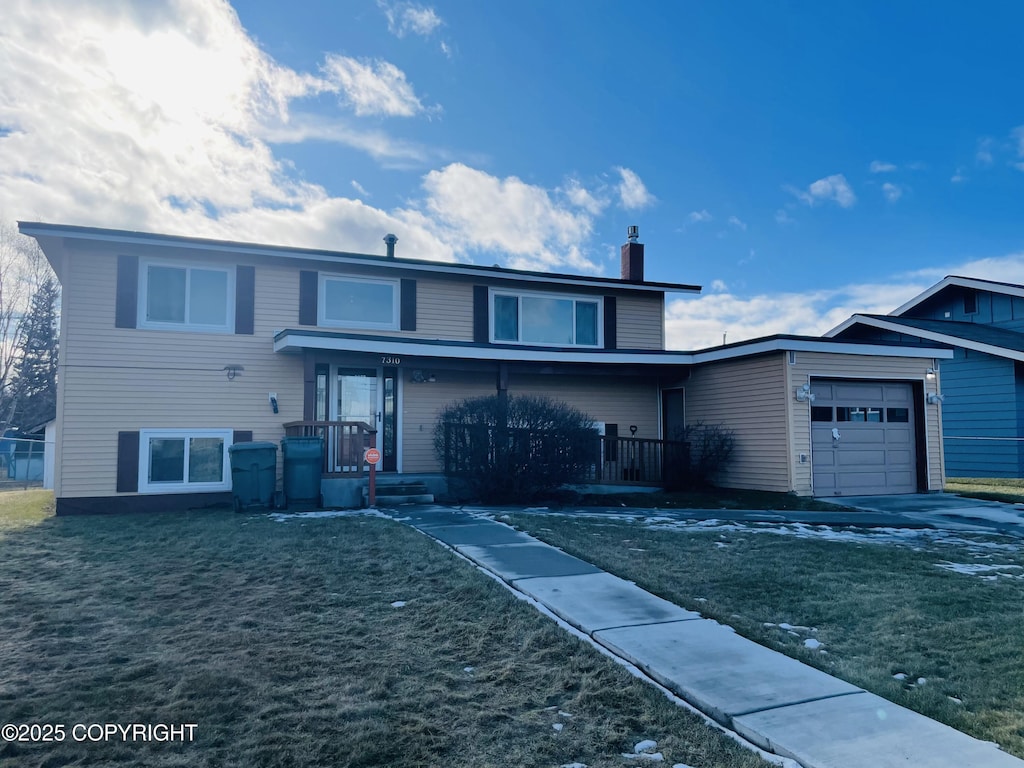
[2,0,1024,347]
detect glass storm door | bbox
[335,369,379,472]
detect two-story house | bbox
[830,275,1024,478]
[21,221,952,514]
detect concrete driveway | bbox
[835,492,1024,536]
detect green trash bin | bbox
[229,442,277,513]
[281,436,324,509]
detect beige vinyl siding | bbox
[510,375,661,439]
[786,352,944,494]
[684,354,791,492]
[58,250,303,498]
[400,370,496,472]
[616,294,665,349]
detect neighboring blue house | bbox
[829,276,1024,478]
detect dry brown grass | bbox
[0,505,770,768]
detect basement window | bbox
[138,429,232,493]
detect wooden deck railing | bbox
[283,421,377,478]
[441,424,687,486]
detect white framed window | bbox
[319,275,399,330]
[138,429,233,494]
[490,289,602,347]
[139,261,235,332]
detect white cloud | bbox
[976,137,995,166]
[666,251,1024,350]
[787,174,857,208]
[687,209,712,224]
[615,167,655,210]
[351,180,370,197]
[869,161,897,173]
[321,55,429,117]
[727,215,746,231]
[379,1,443,38]
[775,209,795,225]
[420,163,598,272]
[561,178,608,216]
[882,182,902,203]
[951,168,967,184]
[710,279,728,292]
[0,0,598,273]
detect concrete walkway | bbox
[386,504,1024,768]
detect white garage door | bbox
[810,381,917,496]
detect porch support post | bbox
[497,363,509,403]
[303,352,316,421]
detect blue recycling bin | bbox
[229,441,277,512]
[281,435,324,509]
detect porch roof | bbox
[273,328,955,365]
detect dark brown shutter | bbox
[473,286,489,342]
[232,430,253,444]
[235,266,255,334]
[299,271,318,325]
[116,431,140,492]
[400,279,417,331]
[115,255,139,328]
[603,296,617,349]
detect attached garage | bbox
[810,380,920,495]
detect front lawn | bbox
[574,488,855,511]
[504,510,1024,759]
[0,499,770,768]
[946,477,1024,504]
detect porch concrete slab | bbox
[593,620,860,725]
[733,691,1024,768]
[425,523,535,546]
[511,572,701,634]
[456,543,601,581]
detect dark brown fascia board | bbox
[17,221,701,295]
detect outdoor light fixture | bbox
[223,365,244,380]
[926,368,937,379]
[927,393,945,405]
[795,383,816,403]
[410,370,436,383]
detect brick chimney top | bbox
[620,226,644,282]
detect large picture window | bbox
[138,429,232,493]
[139,263,234,331]
[491,290,602,347]
[319,275,399,329]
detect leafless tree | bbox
[0,220,56,436]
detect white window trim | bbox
[488,288,603,348]
[138,260,235,333]
[318,274,400,330]
[138,429,233,494]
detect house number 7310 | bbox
[382,356,401,365]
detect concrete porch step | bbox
[362,481,434,505]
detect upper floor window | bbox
[140,262,234,332]
[319,275,399,330]
[490,289,602,347]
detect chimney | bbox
[383,233,398,259]
[620,225,644,282]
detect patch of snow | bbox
[558,711,573,718]
[560,763,588,768]
[622,752,664,762]
[633,740,658,753]
[787,631,799,637]
[390,601,406,608]
[715,542,728,548]
[935,562,1024,577]
[893,673,908,680]
[948,696,963,705]
[269,509,391,522]
[695,598,708,603]
[804,638,823,650]
[463,666,474,673]
[917,677,927,686]
[672,764,697,768]
[552,723,564,732]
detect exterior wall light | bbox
[926,393,944,405]
[795,383,816,403]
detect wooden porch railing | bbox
[283,421,377,478]
[441,424,687,486]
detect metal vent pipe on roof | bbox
[384,233,398,258]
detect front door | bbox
[329,367,399,473]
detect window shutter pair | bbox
[117,430,251,493]
[470,287,617,348]
[298,271,417,331]
[115,256,255,334]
